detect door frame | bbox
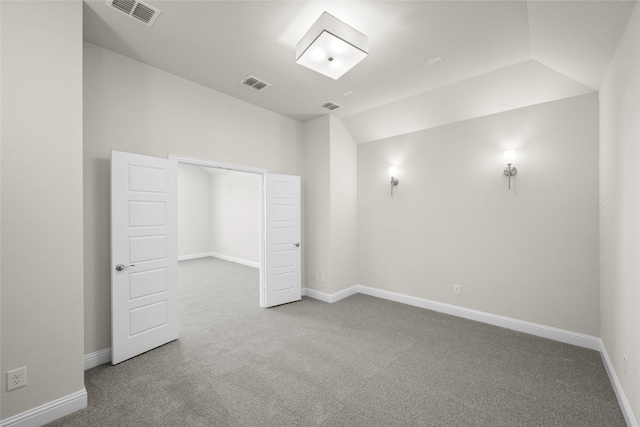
[169,156,268,307]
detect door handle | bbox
[115,264,135,272]
[293,242,300,247]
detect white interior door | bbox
[264,174,301,307]
[111,150,178,364]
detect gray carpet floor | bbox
[48,257,625,426]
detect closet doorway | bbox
[173,155,301,308]
[110,152,301,364]
[176,160,263,306]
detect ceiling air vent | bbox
[240,76,271,92]
[106,0,161,27]
[320,101,342,111]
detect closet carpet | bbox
[48,257,625,426]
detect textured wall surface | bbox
[302,117,331,292]
[599,3,640,421]
[178,164,212,257]
[358,93,600,336]
[1,0,84,418]
[329,116,358,294]
[210,171,261,264]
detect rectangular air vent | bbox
[112,0,135,14]
[240,76,271,92]
[320,101,342,111]
[106,0,161,27]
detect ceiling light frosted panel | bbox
[296,12,369,80]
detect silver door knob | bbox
[293,242,300,247]
[115,264,135,271]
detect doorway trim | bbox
[169,155,268,307]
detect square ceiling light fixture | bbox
[296,12,369,80]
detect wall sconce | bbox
[503,150,517,189]
[389,167,399,196]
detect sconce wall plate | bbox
[390,176,399,196]
[504,166,518,177]
[503,150,517,190]
[389,166,399,196]
[504,166,517,189]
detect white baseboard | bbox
[600,341,638,427]
[303,286,358,303]
[179,252,259,268]
[0,388,87,427]
[178,252,211,261]
[302,287,331,302]
[209,252,259,268]
[304,284,601,351]
[356,285,601,351]
[84,347,112,370]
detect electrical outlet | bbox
[453,284,461,295]
[185,244,189,250]
[623,355,628,377]
[321,274,326,283]
[314,272,318,281]
[7,367,26,391]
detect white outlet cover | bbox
[7,367,26,391]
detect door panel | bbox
[111,150,178,364]
[274,227,294,244]
[129,301,167,336]
[274,271,295,291]
[129,268,167,299]
[129,202,166,227]
[264,174,301,307]
[128,165,166,192]
[129,235,166,262]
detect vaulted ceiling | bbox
[84,1,637,132]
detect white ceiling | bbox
[343,59,595,143]
[83,1,637,123]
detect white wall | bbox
[599,3,639,422]
[178,166,261,264]
[1,0,84,419]
[178,164,212,257]
[303,116,332,292]
[302,116,358,295]
[357,93,600,336]
[84,43,304,355]
[210,171,261,264]
[329,116,358,293]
